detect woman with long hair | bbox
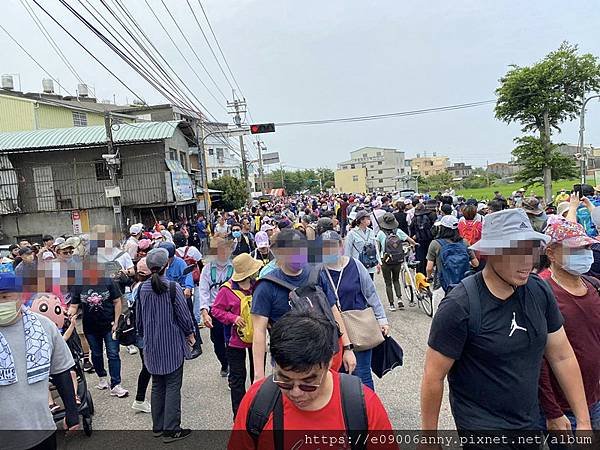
[136,248,196,443]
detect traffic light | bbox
[250,123,275,134]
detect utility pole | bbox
[227,97,251,202]
[578,93,600,184]
[196,121,211,222]
[542,110,552,205]
[256,140,266,194]
[104,112,122,233]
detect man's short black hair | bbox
[42,235,54,242]
[270,311,335,372]
[172,231,186,248]
[488,199,504,213]
[272,228,307,249]
[440,204,453,215]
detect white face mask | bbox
[0,301,19,326]
[560,248,594,276]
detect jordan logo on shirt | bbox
[509,312,527,337]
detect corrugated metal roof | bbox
[0,121,184,152]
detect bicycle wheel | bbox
[400,266,415,304]
[419,288,434,317]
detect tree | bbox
[269,167,335,194]
[209,176,247,211]
[495,42,600,203]
[511,136,577,188]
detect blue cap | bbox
[0,263,22,292]
[157,242,176,258]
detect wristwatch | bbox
[343,344,354,352]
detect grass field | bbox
[454,179,580,200]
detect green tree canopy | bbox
[495,42,600,202]
[209,176,247,211]
[270,168,334,194]
[511,136,577,187]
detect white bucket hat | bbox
[469,208,550,255]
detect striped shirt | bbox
[136,277,195,375]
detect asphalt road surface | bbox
[85,274,454,432]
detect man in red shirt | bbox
[229,310,396,450]
[541,219,600,433]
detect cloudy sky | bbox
[3,0,600,170]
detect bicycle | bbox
[399,244,434,317]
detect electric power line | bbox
[185,0,234,92]
[197,0,244,97]
[274,100,496,127]
[0,22,74,96]
[31,0,145,103]
[142,0,228,111]
[19,0,87,89]
[157,0,228,101]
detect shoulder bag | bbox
[325,264,384,351]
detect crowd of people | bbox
[1,183,600,449]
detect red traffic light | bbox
[250,123,275,134]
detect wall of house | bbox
[7,141,169,214]
[334,168,367,193]
[36,104,105,129]
[0,207,114,243]
[0,95,35,132]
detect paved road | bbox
[87,274,454,431]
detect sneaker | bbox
[220,369,229,378]
[83,358,95,373]
[163,429,192,444]
[110,384,129,398]
[152,431,163,438]
[96,378,109,390]
[127,345,138,355]
[397,301,405,309]
[132,399,151,413]
[409,300,416,307]
[388,305,397,312]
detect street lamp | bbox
[578,94,600,184]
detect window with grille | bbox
[379,179,384,183]
[179,152,188,171]
[95,160,122,181]
[223,169,231,177]
[211,172,218,179]
[72,111,88,127]
[352,175,359,182]
[208,148,214,156]
[168,148,177,160]
[378,170,383,174]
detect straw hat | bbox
[231,253,263,282]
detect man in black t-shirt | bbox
[421,209,591,446]
[68,259,128,398]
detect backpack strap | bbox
[462,273,481,336]
[112,250,126,262]
[260,273,298,292]
[246,377,284,448]
[339,373,368,450]
[581,274,600,296]
[306,264,323,288]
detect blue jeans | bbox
[86,330,122,388]
[352,349,374,391]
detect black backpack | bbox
[352,229,379,269]
[414,214,433,242]
[383,230,404,265]
[246,373,367,450]
[261,266,341,352]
